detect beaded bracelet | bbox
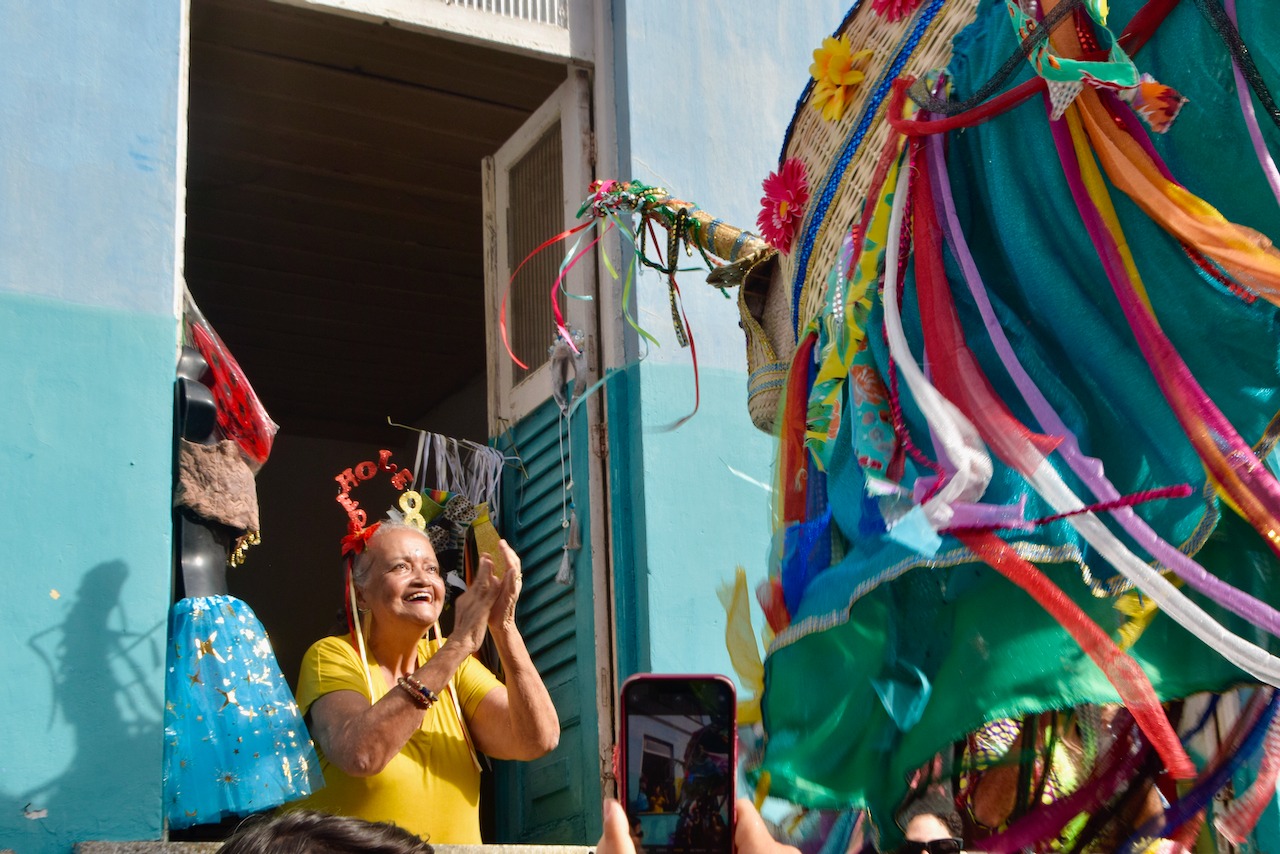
[397,675,438,710]
[404,675,439,708]
[396,677,429,709]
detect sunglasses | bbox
[897,839,963,854]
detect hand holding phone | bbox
[599,799,803,854]
[620,674,737,854]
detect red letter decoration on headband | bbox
[333,450,414,547]
[335,468,359,493]
[333,449,424,704]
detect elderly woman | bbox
[290,520,559,842]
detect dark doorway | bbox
[180,0,565,838]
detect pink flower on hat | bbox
[757,158,810,254]
[871,0,924,22]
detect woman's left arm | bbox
[468,541,561,761]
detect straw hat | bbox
[746,0,981,433]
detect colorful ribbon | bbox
[499,220,594,370]
[924,105,1280,642]
[906,137,1191,775]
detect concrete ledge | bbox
[77,846,222,854]
[77,844,594,854]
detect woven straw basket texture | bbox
[749,0,981,432]
[622,190,783,434]
[684,210,782,436]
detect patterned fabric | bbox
[806,154,902,475]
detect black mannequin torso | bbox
[174,346,230,599]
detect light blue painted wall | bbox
[0,1,184,850]
[612,2,848,684]
[0,1,184,314]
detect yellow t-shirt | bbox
[289,635,502,843]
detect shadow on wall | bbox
[5,560,164,851]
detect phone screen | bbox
[621,675,736,854]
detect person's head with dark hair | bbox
[896,792,965,854]
[628,811,646,854]
[221,810,435,854]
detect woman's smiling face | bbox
[357,526,445,630]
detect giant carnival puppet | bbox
[516,0,1280,850]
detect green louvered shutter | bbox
[493,396,600,842]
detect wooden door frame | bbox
[483,60,619,835]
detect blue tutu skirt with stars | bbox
[162,595,323,829]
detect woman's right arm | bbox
[308,561,503,777]
[307,637,474,777]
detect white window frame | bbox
[269,0,594,61]
[483,69,595,435]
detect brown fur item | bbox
[174,439,260,531]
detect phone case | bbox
[465,503,507,578]
[614,676,737,850]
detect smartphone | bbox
[619,674,737,854]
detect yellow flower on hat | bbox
[809,36,874,122]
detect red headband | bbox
[335,449,414,554]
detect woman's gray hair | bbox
[350,518,434,588]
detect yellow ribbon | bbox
[718,567,766,726]
[1114,590,1160,650]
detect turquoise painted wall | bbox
[0,1,184,851]
[611,2,848,683]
